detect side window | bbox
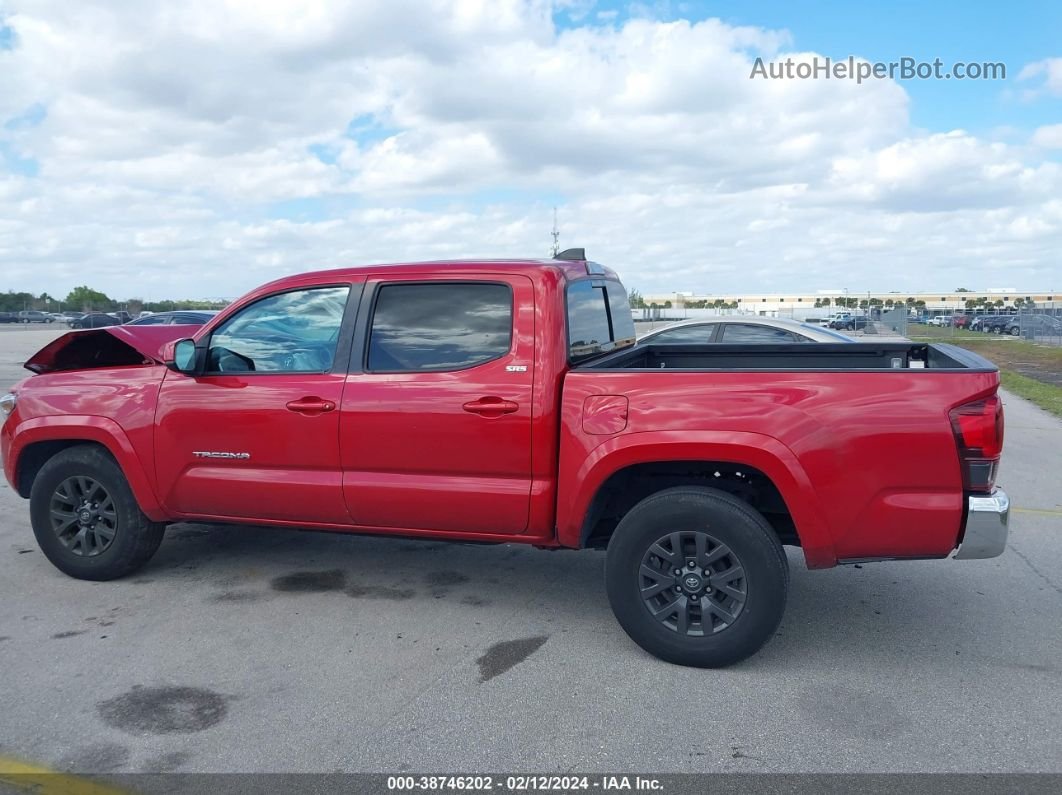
[207,286,350,373]
[649,325,713,344]
[367,283,512,372]
[720,324,798,343]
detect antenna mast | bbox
[550,207,560,257]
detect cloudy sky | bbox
[1,0,1060,301]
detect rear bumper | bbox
[954,488,1009,560]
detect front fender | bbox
[556,430,836,568]
[4,415,167,522]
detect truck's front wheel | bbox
[29,445,165,581]
[605,487,788,668]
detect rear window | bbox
[720,324,798,343]
[368,282,513,372]
[567,280,636,363]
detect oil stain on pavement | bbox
[270,569,346,593]
[96,686,228,735]
[346,584,416,601]
[476,636,548,682]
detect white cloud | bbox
[0,1,1059,300]
[1032,124,1062,149]
[1018,57,1062,97]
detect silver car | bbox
[638,316,854,344]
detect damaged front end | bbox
[23,326,192,375]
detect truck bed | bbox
[558,340,1001,568]
[581,342,997,372]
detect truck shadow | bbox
[146,521,1037,671]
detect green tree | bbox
[627,288,645,308]
[0,291,36,312]
[65,286,113,312]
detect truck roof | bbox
[251,257,622,293]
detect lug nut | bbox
[674,569,682,576]
[674,586,681,593]
[687,560,696,568]
[691,594,699,601]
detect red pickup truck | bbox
[1,251,1008,667]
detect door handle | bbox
[286,397,336,415]
[462,396,519,417]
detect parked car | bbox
[828,316,868,331]
[951,315,970,328]
[126,311,218,327]
[638,317,853,344]
[925,316,950,327]
[0,312,20,324]
[818,312,852,327]
[59,312,85,323]
[1,251,1008,669]
[110,311,133,324]
[970,315,1008,333]
[1003,315,1062,337]
[68,313,121,329]
[16,311,53,324]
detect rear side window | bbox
[567,280,636,362]
[648,325,714,344]
[368,282,512,372]
[720,324,798,343]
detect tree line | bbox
[0,286,229,314]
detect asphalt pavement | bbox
[0,326,1059,774]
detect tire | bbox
[29,445,165,581]
[1010,327,1020,336]
[605,486,788,668]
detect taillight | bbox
[949,395,1004,492]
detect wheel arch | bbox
[8,417,167,522]
[558,431,836,568]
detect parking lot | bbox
[1,325,1060,775]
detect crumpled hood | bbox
[24,325,192,374]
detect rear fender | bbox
[557,430,836,568]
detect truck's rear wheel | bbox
[605,486,788,668]
[29,445,165,581]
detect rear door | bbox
[339,275,535,534]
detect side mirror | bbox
[169,339,198,374]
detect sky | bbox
[0,0,1060,301]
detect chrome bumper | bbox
[954,489,1009,560]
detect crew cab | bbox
[0,251,1009,667]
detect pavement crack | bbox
[1009,544,1062,596]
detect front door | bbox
[154,284,356,524]
[339,275,535,534]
